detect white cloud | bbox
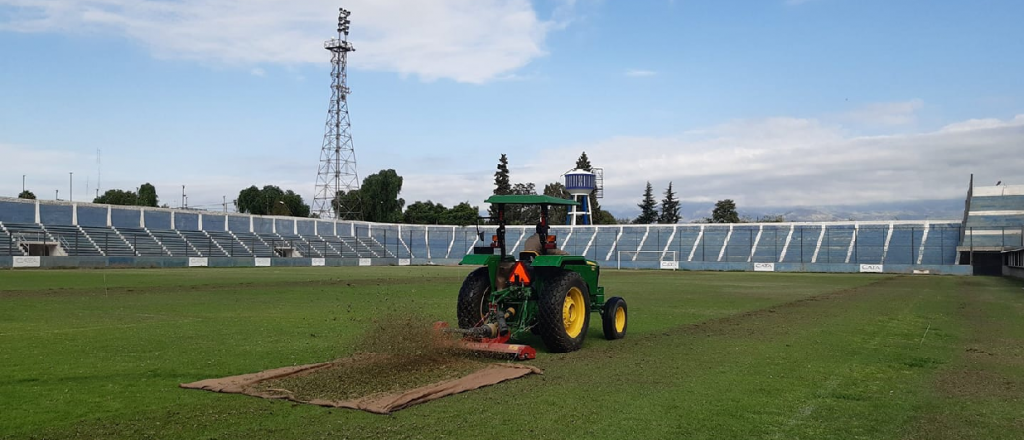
[398,114,1024,214]
[0,0,568,84]
[841,99,924,126]
[625,69,657,77]
[249,67,266,77]
[5,114,1023,218]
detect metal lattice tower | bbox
[313,7,359,219]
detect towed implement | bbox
[438,195,628,359]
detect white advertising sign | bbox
[311,258,326,267]
[358,258,372,267]
[398,259,411,266]
[860,264,883,273]
[254,258,271,267]
[188,257,209,267]
[754,262,775,272]
[12,256,41,268]
[659,260,678,270]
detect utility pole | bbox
[22,175,25,193]
[181,185,185,209]
[69,172,73,203]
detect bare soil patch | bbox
[180,313,542,414]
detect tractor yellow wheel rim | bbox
[614,305,626,333]
[563,287,586,338]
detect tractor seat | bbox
[519,250,539,263]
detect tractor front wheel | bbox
[457,267,491,329]
[537,270,591,353]
[602,296,627,340]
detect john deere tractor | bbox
[443,195,627,359]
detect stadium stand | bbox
[3,177,1022,274]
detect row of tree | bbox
[634,181,681,224]
[489,152,617,225]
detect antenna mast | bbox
[313,7,360,219]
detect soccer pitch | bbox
[1,267,1022,439]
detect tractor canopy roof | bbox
[485,195,579,206]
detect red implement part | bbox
[433,322,537,361]
[458,340,536,361]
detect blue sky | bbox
[1,0,1022,219]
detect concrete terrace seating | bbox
[114,228,169,256]
[960,187,1024,250]
[229,231,276,257]
[78,226,136,256]
[38,225,104,256]
[0,222,25,256]
[146,229,199,257]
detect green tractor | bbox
[439,195,627,359]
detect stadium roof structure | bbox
[484,195,579,206]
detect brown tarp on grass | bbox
[180,361,541,414]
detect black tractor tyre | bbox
[602,296,628,340]
[457,267,491,329]
[536,270,591,353]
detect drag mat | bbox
[180,354,541,414]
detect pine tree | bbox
[575,151,592,171]
[634,182,659,224]
[711,199,740,223]
[488,154,512,221]
[659,182,680,224]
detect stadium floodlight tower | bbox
[313,7,359,220]
[563,167,604,225]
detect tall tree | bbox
[575,151,593,171]
[404,201,447,224]
[488,154,512,221]
[359,169,405,223]
[236,186,262,214]
[18,190,35,200]
[235,185,311,217]
[279,190,311,218]
[137,183,158,207]
[658,182,681,224]
[507,182,538,225]
[442,202,480,226]
[634,182,659,224]
[543,182,571,225]
[711,199,740,223]
[94,189,138,206]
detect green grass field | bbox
[2,267,1023,439]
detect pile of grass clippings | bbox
[253,313,486,402]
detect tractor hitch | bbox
[433,321,536,361]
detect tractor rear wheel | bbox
[537,270,591,353]
[602,296,627,340]
[457,267,491,329]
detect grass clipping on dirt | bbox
[253,314,485,402]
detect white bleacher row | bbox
[1,218,1011,265]
[362,221,969,265]
[0,221,390,258]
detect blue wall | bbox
[145,211,171,230]
[228,215,249,232]
[39,204,72,225]
[297,220,315,236]
[0,200,35,223]
[78,206,106,227]
[203,214,226,232]
[176,213,199,231]
[253,217,273,234]
[110,208,139,228]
